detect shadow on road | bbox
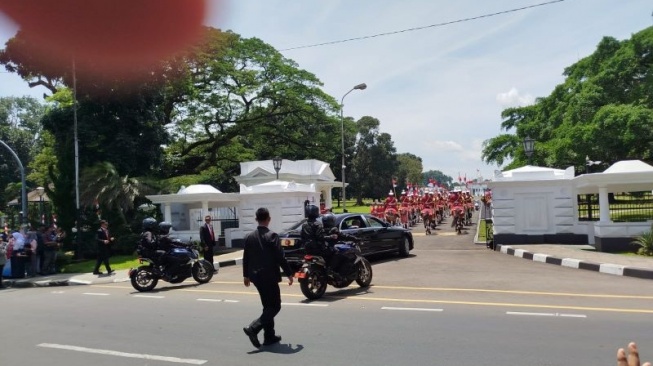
[248,343,304,355]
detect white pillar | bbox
[201,201,209,216]
[163,203,172,222]
[598,187,610,222]
[324,187,333,209]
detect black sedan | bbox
[279,213,413,269]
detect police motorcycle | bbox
[295,214,373,300]
[129,219,214,292]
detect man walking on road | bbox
[93,220,114,275]
[199,215,217,272]
[242,207,294,348]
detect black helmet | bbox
[305,204,320,220]
[158,221,172,235]
[322,213,336,229]
[142,217,157,232]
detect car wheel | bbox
[398,236,410,257]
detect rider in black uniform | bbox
[300,204,333,263]
[156,221,189,280]
[321,213,360,277]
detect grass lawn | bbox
[331,200,373,214]
[477,220,492,242]
[58,253,141,274]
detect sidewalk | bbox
[1,248,245,289]
[495,243,653,280]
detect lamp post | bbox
[36,186,45,225]
[340,83,367,213]
[585,156,602,221]
[0,140,27,226]
[272,157,282,180]
[523,136,535,165]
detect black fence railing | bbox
[216,218,239,237]
[577,191,653,222]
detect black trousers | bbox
[250,275,282,338]
[203,246,214,270]
[93,248,112,273]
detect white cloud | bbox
[496,87,535,107]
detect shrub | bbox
[631,224,653,256]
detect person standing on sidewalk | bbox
[199,215,217,273]
[242,207,293,348]
[93,220,115,275]
[0,237,7,288]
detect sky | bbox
[0,0,651,183]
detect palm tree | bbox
[79,162,154,222]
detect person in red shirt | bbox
[384,191,399,225]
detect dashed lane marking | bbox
[133,295,165,299]
[197,298,222,302]
[381,306,443,312]
[82,292,109,296]
[37,343,207,365]
[282,303,329,307]
[506,311,587,318]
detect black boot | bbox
[262,320,281,346]
[243,319,262,348]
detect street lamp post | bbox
[0,140,27,226]
[585,156,602,221]
[272,157,282,180]
[523,136,535,165]
[341,83,367,213]
[36,186,45,225]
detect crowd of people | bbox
[0,224,64,283]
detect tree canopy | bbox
[482,26,653,172]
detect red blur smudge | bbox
[0,0,208,80]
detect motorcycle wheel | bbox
[192,260,214,284]
[131,268,158,292]
[355,258,373,287]
[299,270,327,300]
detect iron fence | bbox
[577,191,653,222]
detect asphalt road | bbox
[1,213,651,366]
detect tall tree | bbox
[395,153,423,193]
[482,26,653,171]
[0,96,46,209]
[350,116,398,202]
[164,29,341,192]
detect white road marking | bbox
[37,343,207,365]
[381,306,444,312]
[283,303,329,307]
[224,300,239,303]
[197,299,222,302]
[51,291,65,294]
[82,293,110,296]
[506,311,587,318]
[133,294,165,299]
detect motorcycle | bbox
[451,207,465,234]
[295,241,373,300]
[129,241,214,292]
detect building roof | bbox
[237,159,336,183]
[575,160,653,194]
[177,184,222,194]
[492,165,575,182]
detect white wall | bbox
[490,181,576,235]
